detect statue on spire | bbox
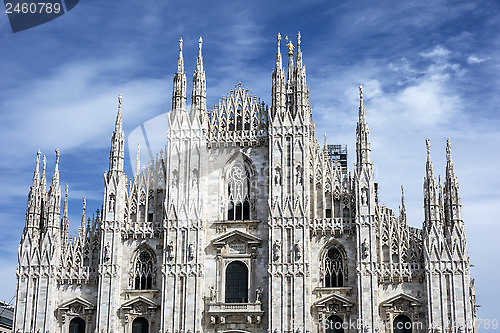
[359,84,363,100]
[285,36,294,55]
[446,138,452,157]
[118,94,122,108]
[426,138,431,155]
[179,37,183,52]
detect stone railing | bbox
[207,302,263,313]
[309,218,354,235]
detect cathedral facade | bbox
[14,34,477,333]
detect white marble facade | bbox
[14,34,477,333]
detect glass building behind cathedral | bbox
[14,34,477,333]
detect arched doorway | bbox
[325,315,344,333]
[69,317,85,333]
[225,260,248,303]
[132,317,149,333]
[393,314,412,333]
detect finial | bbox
[83,197,86,211]
[446,138,452,157]
[42,155,46,174]
[359,84,363,100]
[36,150,41,169]
[401,185,405,202]
[297,31,301,47]
[179,37,183,52]
[198,36,203,51]
[285,36,294,55]
[324,133,327,147]
[135,142,141,176]
[277,33,281,44]
[65,183,68,195]
[118,94,122,109]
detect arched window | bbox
[225,261,248,303]
[324,247,344,287]
[69,317,85,333]
[134,250,154,290]
[227,163,251,221]
[325,315,344,333]
[132,317,149,333]
[393,315,412,333]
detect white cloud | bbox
[467,55,486,64]
[420,45,451,59]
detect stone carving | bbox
[166,241,175,260]
[295,242,302,260]
[274,166,281,186]
[209,285,216,302]
[104,243,111,262]
[256,286,263,302]
[188,243,195,260]
[273,240,281,261]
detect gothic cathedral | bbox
[14,33,477,333]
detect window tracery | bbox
[227,163,251,220]
[324,247,345,288]
[134,249,155,290]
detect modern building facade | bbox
[14,34,477,333]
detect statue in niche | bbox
[188,243,195,260]
[192,169,198,189]
[108,194,115,212]
[295,165,303,185]
[361,187,368,205]
[172,170,178,188]
[295,242,302,260]
[362,240,369,259]
[273,240,281,261]
[209,285,216,302]
[256,286,263,302]
[104,243,111,262]
[274,166,281,186]
[166,240,175,260]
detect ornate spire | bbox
[109,94,125,173]
[359,84,366,123]
[445,138,455,179]
[63,184,68,219]
[296,31,302,68]
[272,33,286,120]
[32,149,41,187]
[135,142,141,177]
[61,184,69,243]
[81,197,86,229]
[191,36,207,120]
[323,133,328,154]
[52,149,60,187]
[172,37,187,111]
[356,84,371,167]
[285,35,295,83]
[276,33,282,68]
[115,93,123,133]
[196,36,203,72]
[40,154,47,192]
[425,138,433,179]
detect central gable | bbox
[207,82,268,145]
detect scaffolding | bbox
[327,144,348,172]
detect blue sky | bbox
[0,0,499,329]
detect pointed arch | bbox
[224,153,256,221]
[132,244,157,290]
[320,242,347,288]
